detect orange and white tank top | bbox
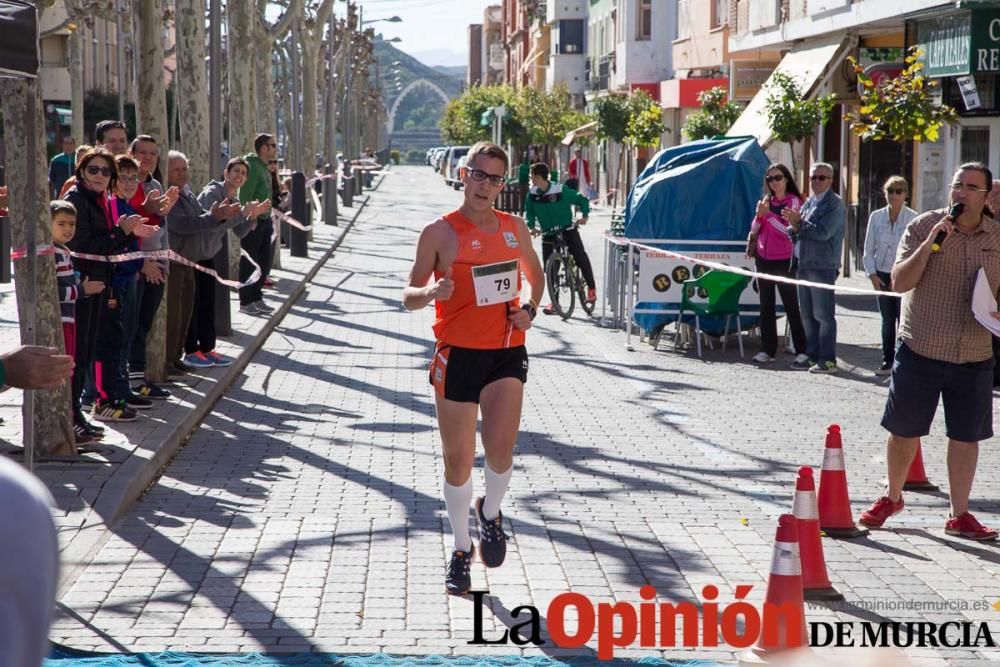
[432,209,525,350]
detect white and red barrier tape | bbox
[606,234,901,298]
[11,244,261,290]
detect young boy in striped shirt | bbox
[50,200,106,444]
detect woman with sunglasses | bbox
[65,147,156,424]
[747,163,807,364]
[863,176,917,376]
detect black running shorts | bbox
[429,344,528,404]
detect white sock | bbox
[482,462,513,521]
[443,476,473,552]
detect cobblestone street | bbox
[38,166,1000,665]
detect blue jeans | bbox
[797,269,838,365]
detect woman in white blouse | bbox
[862,175,917,376]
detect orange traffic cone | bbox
[903,443,939,492]
[739,514,808,665]
[793,466,844,601]
[817,424,868,538]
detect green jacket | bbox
[523,181,589,233]
[240,153,271,219]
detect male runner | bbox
[403,141,545,594]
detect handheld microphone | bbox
[931,202,963,252]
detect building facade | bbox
[545,0,589,102]
[483,5,505,86]
[468,24,484,87]
[727,0,959,274]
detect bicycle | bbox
[543,223,595,320]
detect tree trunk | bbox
[227,1,256,159]
[135,0,170,383]
[227,0,256,279]
[68,21,85,143]
[176,0,210,189]
[0,79,75,457]
[299,42,318,175]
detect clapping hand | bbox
[210,199,241,221]
[118,213,156,238]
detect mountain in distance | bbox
[374,40,463,100]
[434,65,467,80]
[406,48,466,68]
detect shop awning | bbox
[55,106,71,125]
[726,35,854,147]
[561,120,597,146]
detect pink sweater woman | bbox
[747,163,807,363]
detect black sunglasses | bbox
[810,174,830,181]
[85,165,112,177]
[765,174,785,183]
[268,160,278,165]
[468,168,505,186]
[886,188,907,195]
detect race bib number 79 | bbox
[472,259,519,306]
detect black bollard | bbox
[212,234,231,336]
[341,175,354,208]
[0,215,10,283]
[323,164,338,226]
[290,171,308,258]
[354,166,364,195]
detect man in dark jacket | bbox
[164,150,242,371]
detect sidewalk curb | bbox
[56,193,372,598]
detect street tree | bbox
[175,0,210,189]
[227,0,257,159]
[626,89,665,148]
[293,0,335,174]
[0,76,75,456]
[682,86,740,141]
[514,83,577,151]
[135,0,170,382]
[763,71,836,173]
[256,0,300,138]
[846,48,957,143]
[440,84,527,148]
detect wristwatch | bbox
[521,303,537,321]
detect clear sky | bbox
[344,0,496,65]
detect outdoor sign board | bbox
[918,9,1000,76]
[731,60,780,102]
[634,242,761,315]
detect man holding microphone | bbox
[859,162,1000,540]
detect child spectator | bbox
[50,200,105,443]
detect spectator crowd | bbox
[42,122,292,444]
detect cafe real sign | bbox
[918,9,1000,76]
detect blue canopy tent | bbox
[624,137,770,335]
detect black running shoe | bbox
[74,412,105,435]
[445,547,474,595]
[133,383,171,400]
[92,400,137,422]
[122,393,153,410]
[73,423,96,445]
[475,497,508,568]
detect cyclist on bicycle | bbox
[523,162,596,313]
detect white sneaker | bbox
[752,352,775,363]
[793,353,809,365]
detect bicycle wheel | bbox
[575,265,595,316]
[545,252,575,320]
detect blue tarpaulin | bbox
[624,137,770,335]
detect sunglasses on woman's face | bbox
[85,165,112,177]
[886,188,906,195]
[765,174,785,183]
